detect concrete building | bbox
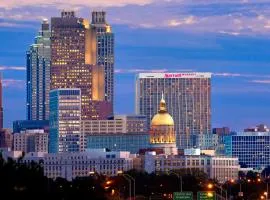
[213,127,230,135]
[13,129,48,153]
[225,132,270,169]
[27,19,51,120]
[82,115,147,135]
[83,115,149,153]
[13,120,49,133]
[244,124,269,132]
[49,88,81,153]
[136,72,211,149]
[144,151,239,183]
[21,149,133,181]
[50,11,110,120]
[91,11,114,110]
[0,129,12,150]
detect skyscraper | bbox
[136,72,211,149]
[91,11,114,111]
[50,11,110,120]
[49,88,81,153]
[26,19,51,120]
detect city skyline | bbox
[1,1,270,130]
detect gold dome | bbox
[151,93,174,126]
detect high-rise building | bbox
[13,129,48,153]
[91,11,114,111]
[136,72,211,149]
[49,88,81,153]
[51,11,109,120]
[0,75,3,129]
[27,19,51,120]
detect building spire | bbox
[159,92,167,113]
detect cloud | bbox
[0,0,152,8]
[2,0,270,35]
[250,80,270,84]
[115,68,169,74]
[167,16,197,27]
[0,22,27,27]
[115,68,194,74]
[2,79,25,88]
[213,73,252,77]
[219,30,240,36]
[0,66,26,71]
[213,73,270,79]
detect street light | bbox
[207,182,227,200]
[118,171,135,200]
[207,183,214,190]
[169,171,183,192]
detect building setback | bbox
[91,11,114,111]
[27,19,51,120]
[136,72,211,149]
[50,11,109,120]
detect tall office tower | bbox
[26,19,51,120]
[136,72,211,149]
[49,88,81,153]
[0,75,3,129]
[51,11,108,120]
[91,11,114,113]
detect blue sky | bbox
[1,0,270,130]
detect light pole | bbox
[169,171,183,192]
[208,183,227,200]
[118,171,135,200]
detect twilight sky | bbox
[1,0,270,130]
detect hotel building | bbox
[136,72,211,149]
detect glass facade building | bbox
[27,19,51,120]
[136,72,211,149]
[87,133,149,153]
[49,88,81,153]
[225,132,270,169]
[13,120,49,133]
